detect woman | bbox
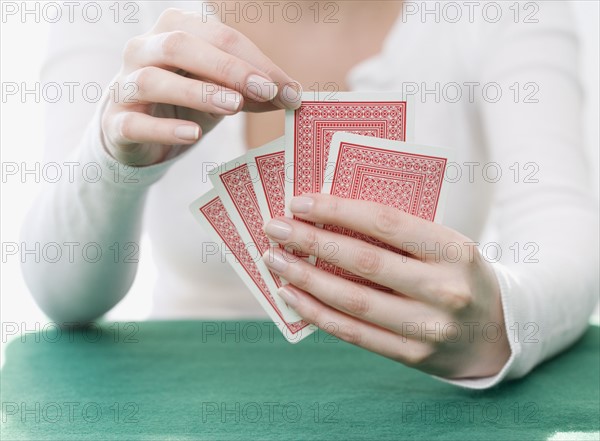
[21,1,598,389]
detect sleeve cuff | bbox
[431,262,534,389]
[82,91,193,191]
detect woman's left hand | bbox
[262,194,511,379]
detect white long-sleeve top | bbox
[21,1,599,389]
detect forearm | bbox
[440,1,598,388]
[495,185,599,375]
[445,194,599,389]
[20,108,171,323]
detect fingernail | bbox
[246,74,278,101]
[262,249,288,273]
[281,82,302,109]
[211,91,242,112]
[278,286,298,308]
[264,219,292,240]
[174,125,200,141]
[290,196,313,214]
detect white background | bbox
[1,2,599,359]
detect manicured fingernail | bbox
[264,219,292,240]
[278,286,298,308]
[281,82,302,109]
[246,74,278,101]
[174,125,200,141]
[290,196,313,214]
[262,249,288,273]
[211,91,242,112]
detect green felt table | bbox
[1,321,598,441]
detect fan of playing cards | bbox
[190,92,453,343]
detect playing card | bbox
[209,154,302,323]
[245,137,286,223]
[189,189,315,343]
[284,91,415,218]
[318,132,453,289]
[245,137,312,261]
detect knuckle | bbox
[335,323,362,346]
[323,196,341,220]
[128,66,156,93]
[181,82,200,104]
[309,308,325,328]
[352,246,383,276]
[373,206,400,237]
[212,25,241,51]
[295,267,314,291]
[122,36,142,62]
[158,7,182,24]
[311,195,340,222]
[403,345,434,367]
[440,282,473,312]
[160,31,187,60]
[214,55,238,79]
[300,228,319,253]
[343,287,370,317]
[117,112,136,141]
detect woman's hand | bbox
[262,194,511,379]
[102,8,301,166]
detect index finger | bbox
[288,194,460,258]
[154,9,302,110]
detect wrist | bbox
[102,130,170,167]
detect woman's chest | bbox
[238,20,399,148]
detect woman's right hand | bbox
[101,7,301,166]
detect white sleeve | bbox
[440,1,599,389]
[20,1,202,323]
